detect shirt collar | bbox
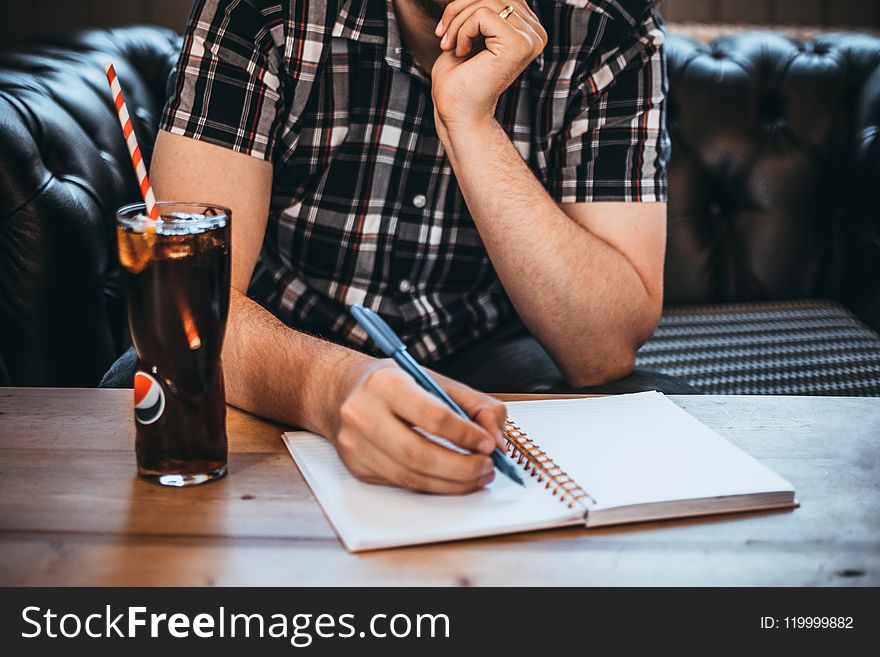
[332,0,385,43]
[333,0,415,74]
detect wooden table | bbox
[1,388,878,586]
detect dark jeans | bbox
[101,320,699,395]
[432,320,700,394]
[100,345,138,388]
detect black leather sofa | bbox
[2,25,879,395]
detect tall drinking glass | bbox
[117,202,231,486]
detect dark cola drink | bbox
[117,202,231,486]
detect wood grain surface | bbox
[1,387,878,586]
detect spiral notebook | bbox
[282,392,797,552]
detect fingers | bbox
[345,440,495,494]
[455,9,543,61]
[432,372,509,450]
[441,0,510,55]
[435,0,480,37]
[360,366,498,453]
[456,7,510,58]
[437,1,547,58]
[338,397,495,492]
[370,411,495,484]
[386,380,497,455]
[440,0,503,54]
[334,361,502,494]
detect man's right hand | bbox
[330,359,508,494]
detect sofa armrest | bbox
[0,26,180,385]
[841,35,880,331]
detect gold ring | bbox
[498,5,514,20]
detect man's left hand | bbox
[431,0,547,132]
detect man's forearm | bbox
[222,290,371,435]
[220,291,504,495]
[441,118,660,385]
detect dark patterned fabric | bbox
[160,0,668,363]
[638,300,880,396]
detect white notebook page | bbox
[505,391,794,510]
[284,433,581,551]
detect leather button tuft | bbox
[759,93,786,124]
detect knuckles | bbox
[474,5,495,19]
[536,24,549,44]
[483,398,508,427]
[337,401,356,427]
[337,399,363,431]
[437,0,548,76]
[363,363,397,390]
[335,427,358,455]
[512,29,545,63]
[400,441,427,470]
[421,402,450,431]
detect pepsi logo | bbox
[134,371,165,425]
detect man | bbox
[108,0,692,494]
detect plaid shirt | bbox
[161,0,668,363]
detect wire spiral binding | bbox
[503,420,595,510]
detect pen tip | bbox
[507,468,525,487]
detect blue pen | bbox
[350,304,525,487]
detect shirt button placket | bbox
[398,194,425,297]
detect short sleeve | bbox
[548,14,669,203]
[160,0,286,161]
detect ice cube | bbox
[158,236,195,260]
[117,224,156,273]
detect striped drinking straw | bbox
[104,61,160,221]
[104,61,202,350]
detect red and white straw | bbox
[104,61,159,221]
[105,62,202,349]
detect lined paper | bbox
[283,392,795,551]
[284,434,580,551]
[506,392,794,510]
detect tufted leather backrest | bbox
[0,27,179,386]
[0,26,878,386]
[665,31,880,327]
